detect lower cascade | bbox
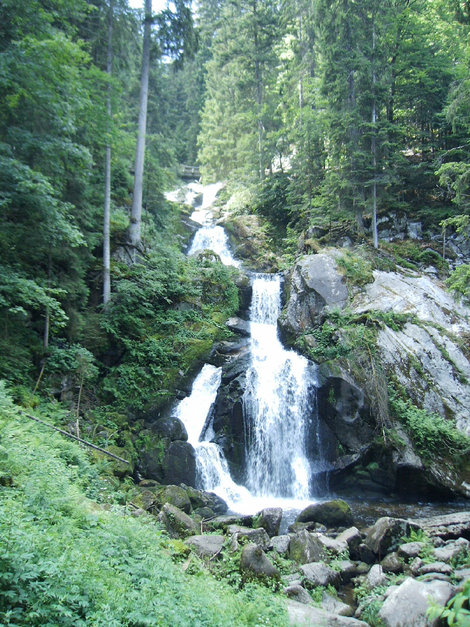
[173,182,325,513]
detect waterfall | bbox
[170,181,324,514]
[243,275,315,499]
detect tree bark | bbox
[103,0,113,303]
[371,18,378,249]
[128,0,152,254]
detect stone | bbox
[357,543,376,565]
[300,562,341,588]
[296,500,354,528]
[152,416,188,442]
[228,525,270,550]
[269,534,291,555]
[378,577,455,627]
[366,564,387,589]
[398,541,425,559]
[335,560,357,583]
[240,543,280,582]
[280,253,349,338]
[289,529,327,564]
[287,600,369,626]
[454,568,470,581]
[365,517,419,557]
[381,552,404,574]
[337,527,363,559]
[159,485,191,514]
[317,534,349,555]
[256,507,283,537]
[185,534,225,559]
[418,561,453,576]
[284,584,312,605]
[182,485,228,515]
[322,592,354,617]
[226,316,250,337]
[410,557,424,576]
[158,503,199,539]
[162,441,196,487]
[415,513,470,540]
[433,537,470,562]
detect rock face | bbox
[162,441,196,487]
[279,253,348,339]
[378,577,454,627]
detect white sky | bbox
[128,0,167,11]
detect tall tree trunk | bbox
[252,0,264,180]
[103,0,113,303]
[371,18,378,249]
[129,0,152,254]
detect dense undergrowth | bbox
[0,383,287,626]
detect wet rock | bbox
[158,503,199,539]
[284,584,311,605]
[152,416,188,442]
[226,316,250,337]
[280,253,348,339]
[162,440,196,487]
[228,525,270,550]
[381,552,404,574]
[378,577,455,627]
[256,507,283,537]
[296,500,354,528]
[365,517,419,557]
[240,543,280,582]
[185,534,225,559]
[418,561,453,576]
[366,564,387,589]
[337,527,363,560]
[300,562,341,588]
[269,534,291,555]
[287,600,369,627]
[398,541,425,559]
[322,592,354,617]
[289,529,327,564]
[182,485,228,515]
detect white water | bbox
[171,181,321,514]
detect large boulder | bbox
[297,500,354,528]
[279,253,349,340]
[185,534,225,559]
[365,517,420,557]
[161,440,196,487]
[287,601,369,627]
[378,577,455,627]
[158,503,199,539]
[240,543,280,582]
[257,507,283,537]
[289,529,327,564]
[228,525,270,550]
[300,562,341,588]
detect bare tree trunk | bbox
[103,0,113,303]
[129,0,152,255]
[371,19,379,249]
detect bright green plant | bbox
[428,579,470,626]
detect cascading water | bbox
[243,274,315,499]
[171,181,324,514]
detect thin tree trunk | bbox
[103,0,113,304]
[129,0,152,254]
[371,19,378,249]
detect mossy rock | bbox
[101,445,134,478]
[158,485,192,514]
[296,499,354,528]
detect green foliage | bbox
[337,250,374,287]
[388,387,470,461]
[446,263,470,300]
[0,390,288,626]
[428,579,470,626]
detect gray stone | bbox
[366,564,387,589]
[226,316,250,337]
[418,561,453,576]
[185,534,225,558]
[335,560,357,583]
[269,534,291,555]
[287,600,369,626]
[357,542,377,564]
[318,534,349,555]
[182,485,228,515]
[381,552,404,574]
[280,253,349,338]
[337,527,363,559]
[206,514,248,530]
[433,537,470,562]
[365,517,419,557]
[257,507,283,537]
[300,562,341,588]
[228,525,270,550]
[379,577,455,627]
[157,503,199,539]
[240,543,280,582]
[160,485,192,514]
[296,500,354,528]
[398,541,425,559]
[322,592,354,617]
[284,584,312,605]
[410,557,424,576]
[454,568,470,581]
[289,529,327,564]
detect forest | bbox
[1,0,470,625]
